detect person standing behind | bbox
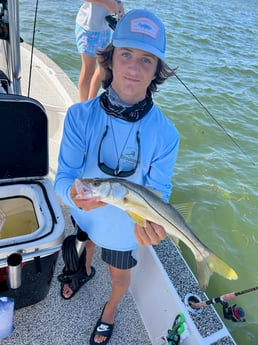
[76,0,124,101]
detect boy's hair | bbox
[97,43,177,93]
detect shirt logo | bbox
[130,18,160,39]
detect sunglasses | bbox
[98,125,140,177]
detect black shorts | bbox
[101,248,137,269]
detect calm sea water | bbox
[19,0,258,343]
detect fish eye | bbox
[93,180,101,187]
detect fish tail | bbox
[196,252,238,291]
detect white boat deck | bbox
[0,41,237,345]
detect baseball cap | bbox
[112,9,166,61]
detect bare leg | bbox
[85,239,96,275]
[88,65,105,100]
[78,53,96,101]
[94,266,131,343]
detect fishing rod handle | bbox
[191,297,223,309]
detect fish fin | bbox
[196,253,238,291]
[127,211,146,227]
[173,202,195,224]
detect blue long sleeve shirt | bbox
[54,97,179,251]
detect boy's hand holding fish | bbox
[135,222,166,246]
[70,183,106,211]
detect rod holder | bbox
[184,293,204,315]
[75,231,87,258]
[7,253,22,289]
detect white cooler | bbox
[0,94,64,309]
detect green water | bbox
[19,0,258,343]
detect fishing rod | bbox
[27,0,39,97]
[190,285,258,310]
[175,73,256,166]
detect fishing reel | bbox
[105,14,118,30]
[221,301,246,323]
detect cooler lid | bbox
[0,94,48,179]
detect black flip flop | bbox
[60,266,95,300]
[90,303,114,345]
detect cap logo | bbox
[130,17,160,39]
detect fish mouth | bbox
[74,188,93,199]
[74,179,93,199]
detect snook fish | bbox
[74,177,238,290]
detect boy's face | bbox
[111,47,158,104]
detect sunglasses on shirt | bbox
[97,125,140,177]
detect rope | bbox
[57,234,87,294]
